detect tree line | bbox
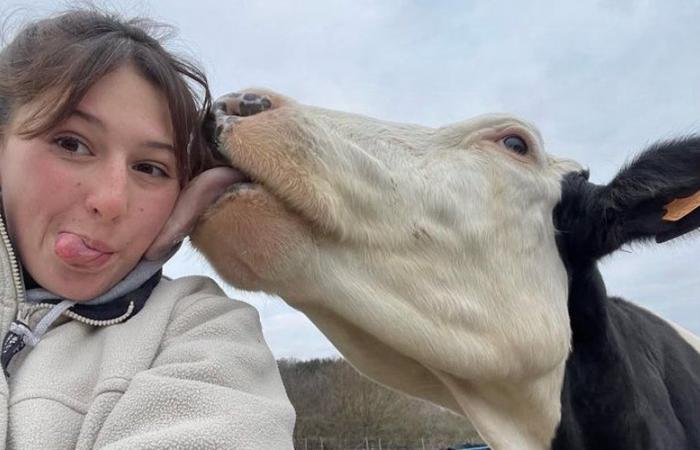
[278,358,485,450]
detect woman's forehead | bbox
[10,65,175,147]
[74,65,174,141]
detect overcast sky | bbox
[4,0,699,360]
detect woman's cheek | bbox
[138,186,180,239]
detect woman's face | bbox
[0,65,180,301]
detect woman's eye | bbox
[55,136,91,155]
[133,163,168,178]
[502,135,528,155]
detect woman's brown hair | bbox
[0,8,216,186]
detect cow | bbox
[188,89,700,450]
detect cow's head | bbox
[190,89,700,428]
[191,90,577,408]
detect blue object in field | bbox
[445,444,490,450]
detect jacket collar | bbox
[31,269,162,324]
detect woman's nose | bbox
[85,163,129,222]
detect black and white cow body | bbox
[191,90,700,450]
[554,289,700,449]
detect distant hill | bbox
[278,357,484,449]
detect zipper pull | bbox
[1,320,31,377]
[1,301,77,377]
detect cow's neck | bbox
[429,364,565,450]
[550,262,620,449]
[293,239,572,449]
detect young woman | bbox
[0,9,294,449]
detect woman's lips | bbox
[54,232,114,268]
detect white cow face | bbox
[192,90,582,412]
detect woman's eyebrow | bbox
[142,140,175,153]
[73,109,105,130]
[72,108,174,152]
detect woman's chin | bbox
[36,256,126,302]
[43,278,113,302]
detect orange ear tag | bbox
[663,190,700,221]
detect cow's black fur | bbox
[551,137,700,449]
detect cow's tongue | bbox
[55,232,107,265]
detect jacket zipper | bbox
[0,213,25,305]
[0,215,27,375]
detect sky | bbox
[3,0,699,360]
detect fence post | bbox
[421,437,426,450]
[365,437,369,450]
[304,438,308,450]
[378,438,382,450]
[320,437,324,450]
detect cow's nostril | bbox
[213,101,228,115]
[239,94,272,116]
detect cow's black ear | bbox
[555,137,700,262]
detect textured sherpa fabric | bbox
[0,258,295,449]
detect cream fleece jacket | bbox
[0,227,295,449]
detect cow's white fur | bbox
[670,322,700,354]
[194,95,586,449]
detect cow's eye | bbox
[502,135,528,155]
